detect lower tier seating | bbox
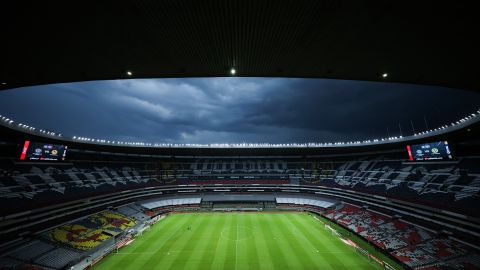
[324,203,480,269]
[48,211,136,250]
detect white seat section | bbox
[275,197,335,208]
[141,197,202,209]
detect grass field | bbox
[92,212,389,270]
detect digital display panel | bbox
[19,140,68,161]
[406,141,453,161]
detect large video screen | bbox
[19,140,68,161]
[406,141,453,161]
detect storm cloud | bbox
[0,78,478,144]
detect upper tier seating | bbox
[301,157,480,217]
[1,156,479,217]
[0,160,166,214]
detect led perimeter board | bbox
[19,140,68,161]
[406,141,453,161]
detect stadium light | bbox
[382,73,388,78]
[230,68,236,75]
[126,71,133,76]
[2,109,479,149]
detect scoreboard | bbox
[406,141,453,161]
[19,140,68,161]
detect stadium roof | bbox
[1,116,479,157]
[1,1,479,91]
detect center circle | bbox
[221,226,254,241]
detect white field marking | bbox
[333,233,380,268]
[115,252,156,255]
[235,224,238,270]
[115,250,223,256]
[220,225,254,242]
[162,250,213,254]
[349,246,379,268]
[130,251,183,257]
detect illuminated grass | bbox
[92,212,398,270]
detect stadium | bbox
[1,2,480,270]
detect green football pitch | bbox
[92,212,392,270]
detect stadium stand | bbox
[440,254,480,269]
[2,156,479,217]
[1,239,82,270]
[140,197,202,209]
[0,257,24,269]
[301,157,480,217]
[8,240,56,262]
[337,208,390,234]
[275,197,336,208]
[211,202,265,211]
[33,247,81,269]
[323,202,480,269]
[1,154,480,269]
[392,245,438,268]
[2,156,479,216]
[48,211,135,250]
[1,2,479,267]
[115,204,141,217]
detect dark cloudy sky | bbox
[0,78,478,144]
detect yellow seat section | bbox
[49,211,136,250]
